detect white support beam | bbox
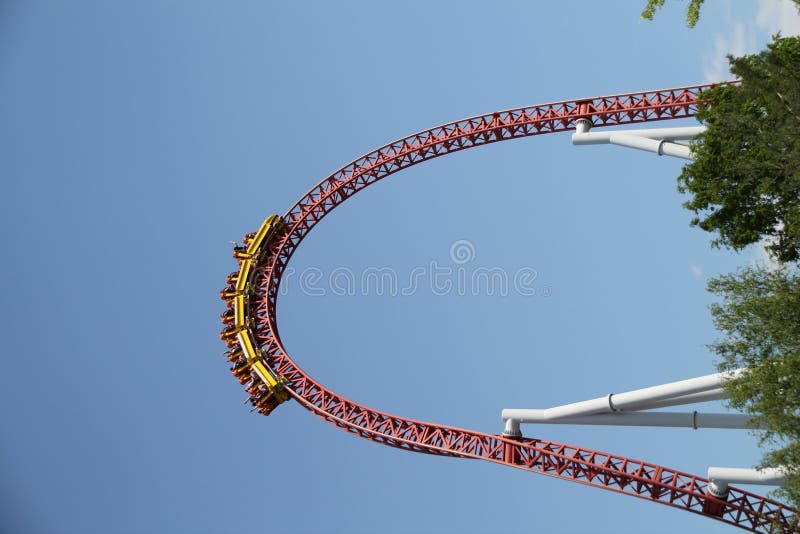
[572,126,706,145]
[571,123,706,160]
[630,388,728,410]
[501,410,755,430]
[707,467,787,497]
[501,370,743,437]
[609,135,694,159]
[572,125,706,144]
[533,369,742,421]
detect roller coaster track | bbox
[224,82,799,532]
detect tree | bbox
[708,265,800,506]
[678,36,800,263]
[640,0,800,28]
[641,0,704,28]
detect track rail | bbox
[231,82,799,532]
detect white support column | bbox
[535,369,742,421]
[501,370,744,437]
[571,124,705,160]
[631,388,728,410]
[707,467,787,497]
[608,135,694,159]
[571,125,706,144]
[501,410,755,430]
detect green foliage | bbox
[678,36,800,263]
[640,0,704,28]
[708,265,800,506]
[641,0,800,28]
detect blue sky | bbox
[2,1,799,533]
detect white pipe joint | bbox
[574,118,592,134]
[707,467,787,496]
[503,418,521,438]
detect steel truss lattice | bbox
[229,82,799,533]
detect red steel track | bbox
[238,83,799,532]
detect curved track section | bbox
[228,83,799,532]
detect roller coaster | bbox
[219,83,800,532]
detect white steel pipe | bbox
[534,369,743,421]
[620,388,728,411]
[501,389,728,434]
[707,467,786,496]
[501,410,755,430]
[571,125,705,144]
[608,135,694,159]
